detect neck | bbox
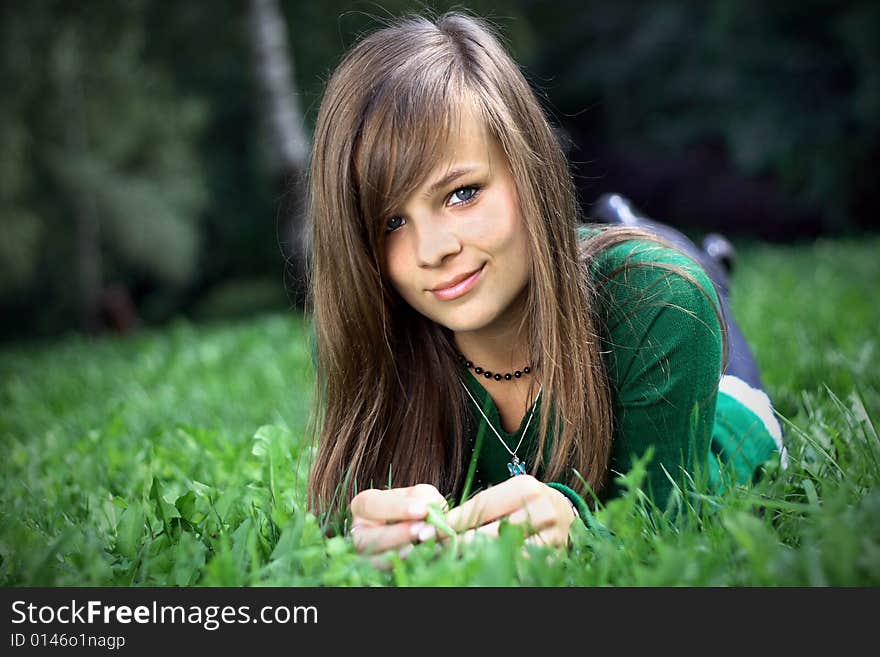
[453,292,531,376]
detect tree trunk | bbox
[248,0,310,308]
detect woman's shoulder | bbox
[577,224,712,280]
[577,223,721,319]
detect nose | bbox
[414,214,462,268]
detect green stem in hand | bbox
[425,502,458,549]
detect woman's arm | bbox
[595,238,724,507]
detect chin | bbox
[429,307,499,334]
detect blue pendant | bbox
[507,457,527,477]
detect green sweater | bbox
[462,226,780,511]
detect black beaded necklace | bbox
[457,352,532,382]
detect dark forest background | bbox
[2,0,877,340]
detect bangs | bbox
[352,62,485,243]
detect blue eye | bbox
[385,216,405,233]
[449,185,480,206]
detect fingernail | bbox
[411,522,427,539]
[418,525,436,542]
[408,502,427,517]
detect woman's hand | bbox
[349,484,447,555]
[440,475,577,547]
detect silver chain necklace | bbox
[459,380,543,477]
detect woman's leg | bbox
[591,194,765,390]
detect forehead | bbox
[419,105,496,187]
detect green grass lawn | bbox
[1,237,878,586]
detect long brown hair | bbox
[305,11,722,519]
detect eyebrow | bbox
[423,166,480,199]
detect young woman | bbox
[305,12,785,554]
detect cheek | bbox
[489,179,526,245]
[513,217,531,259]
[384,240,414,299]
[464,198,522,249]
[496,197,529,258]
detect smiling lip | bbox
[430,266,484,301]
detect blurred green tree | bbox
[523,0,880,233]
[0,1,207,333]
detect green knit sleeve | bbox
[546,482,590,524]
[591,237,724,508]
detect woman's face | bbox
[382,113,530,336]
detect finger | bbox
[445,475,541,532]
[505,496,555,534]
[460,520,500,544]
[457,517,562,547]
[367,539,417,571]
[457,499,553,545]
[369,554,394,571]
[350,488,431,523]
[407,484,448,510]
[525,531,550,547]
[525,528,568,548]
[350,521,422,554]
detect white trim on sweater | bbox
[719,374,789,469]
